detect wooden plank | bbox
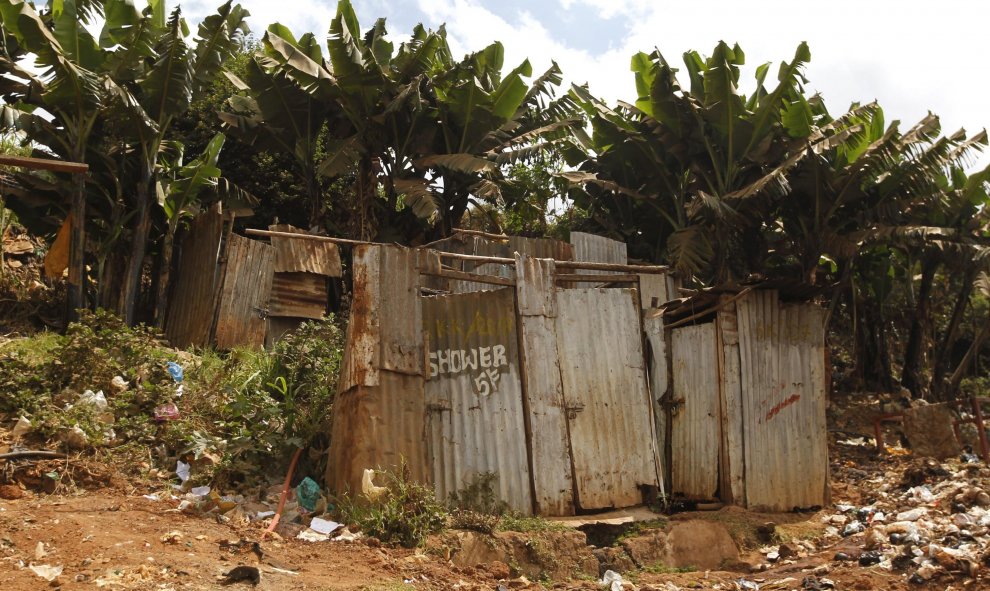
[214,234,275,349]
[0,154,88,173]
[268,272,327,319]
[643,311,669,493]
[164,205,223,348]
[554,273,639,284]
[514,255,574,515]
[422,267,516,287]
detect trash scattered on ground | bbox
[11,416,31,439]
[175,460,191,483]
[153,402,180,421]
[361,468,386,501]
[295,476,321,512]
[221,565,260,585]
[28,563,63,581]
[59,425,89,449]
[309,517,343,535]
[600,569,625,591]
[166,361,184,382]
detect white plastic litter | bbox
[175,461,191,483]
[29,564,63,582]
[309,517,343,535]
[190,486,211,497]
[296,529,329,542]
[599,570,624,591]
[361,469,386,501]
[12,416,31,439]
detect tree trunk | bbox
[901,254,939,397]
[854,290,895,392]
[931,266,978,399]
[947,315,990,396]
[121,157,154,325]
[153,222,178,328]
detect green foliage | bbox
[0,310,345,486]
[335,463,449,547]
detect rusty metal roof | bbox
[269,224,342,277]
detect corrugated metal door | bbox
[214,235,275,349]
[736,291,827,510]
[422,287,533,513]
[670,323,720,500]
[555,287,657,509]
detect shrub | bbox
[336,463,449,547]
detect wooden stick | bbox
[0,154,88,173]
[245,228,367,246]
[554,273,640,283]
[243,228,670,273]
[422,268,515,287]
[664,287,754,331]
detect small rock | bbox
[778,542,799,559]
[833,552,853,562]
[221,565,260,585]
[0,484,24,500]
[486,560,511,580]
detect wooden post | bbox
[66,172,86,322]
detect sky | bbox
[180,0,990,166]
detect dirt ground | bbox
[2,395,989,590]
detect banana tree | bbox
[119,0,248,324]
[562,42,817,283]
[0,0,152,318]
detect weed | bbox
[642,563,696,574]
[497,514,569,533]
[335,463,449,548]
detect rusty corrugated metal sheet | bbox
[268,272,327,319]
[328,244,430,495]
[555,287,657,510]
[339,245,382,391]
[269,224,342,276]
[569,232,627,284]
[327,373,429,495]
[736,290,827,511]
[214,234,275,349]
[508,235,574,261]
[422,287,533,513]
[670,323,720,500]
[430,234,573,293]
[165,205,223,348]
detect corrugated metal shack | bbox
[328,232,677,516]
[164,207,340,349]
[661,287,829,511]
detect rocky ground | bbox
[2,393,989,590]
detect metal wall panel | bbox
[514,254,574,516]
[422,288,533,513]
[268,272,327,319]
[432,234,573,293]
[379,246,423,374]
[638,273,679,310]
[338,245,381,391]
[736,290,827,511]
[555,287,657,509]
[269,224,342,276]
[716,298,745,504]
[214,234,275,349]
[643,310,668,492]
[670,323,720,500]
[327,372,429,495]
[570,232,627,284]
[165,205,223,348]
